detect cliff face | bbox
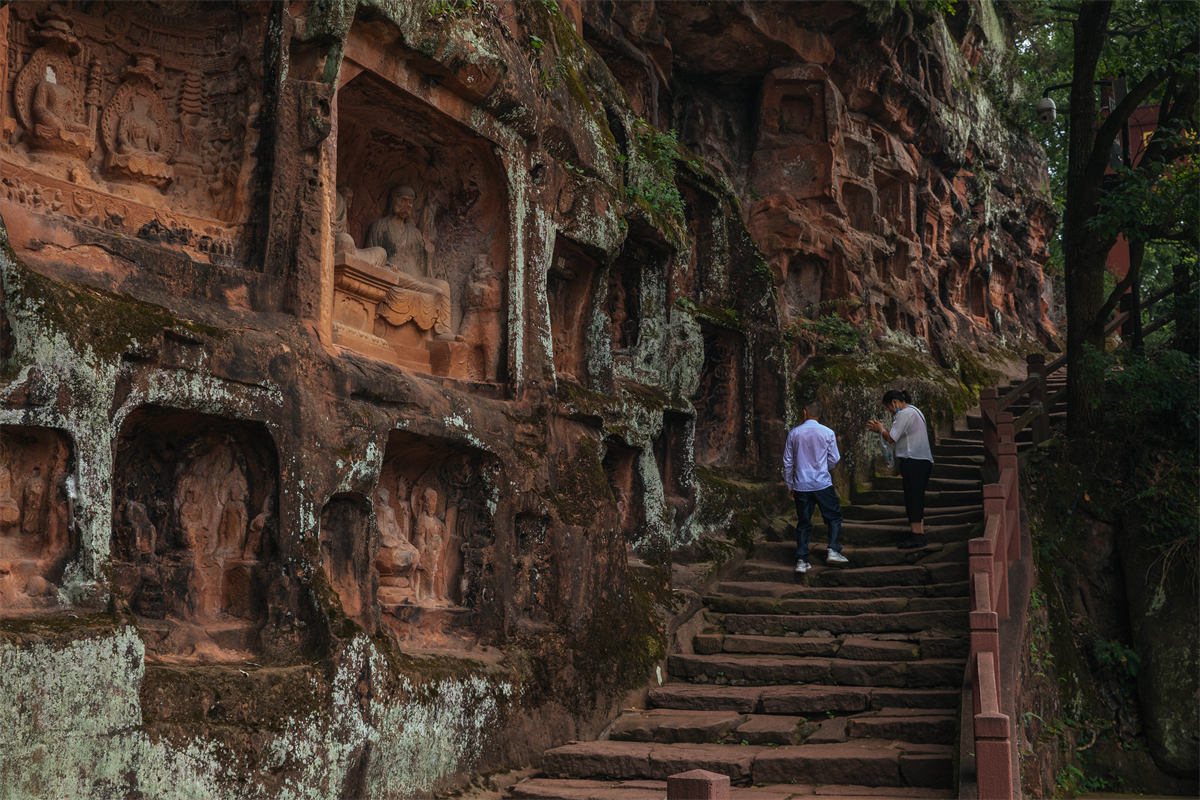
[585,1,1056,359]
[0,1,1051,796]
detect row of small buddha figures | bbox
[18,15,180,189]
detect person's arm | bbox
[782,433,795,491]
[889,408,910,444]
[826,431,841,470]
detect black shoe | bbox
[898,535,927,549]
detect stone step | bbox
[541,740,953,789]
[692,632,968,661]
[842,504,982,524]
[717,608,966,637]
[929,462,981,480]
[715,577,970,600]
[702,593,968,617]
[606,707,957,748]
[735,559,966,587]
[930,443,981,458]
[867,474,980,491]
[667,653,965,688]
[510,777,955,799]
[647,683,960,714]
[757,519,978,548]
[753,534,971,560]
[752,741,954,789]
[850,488,981,508]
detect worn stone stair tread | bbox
[718,609,967,635]
[695,632,966,661]
[510,778,953,800]
[542,740,764,782]
[735,561,967,587]
[648,683,960,713]
[842,504,983,523]
[667,653,965,687]
[541,740,952,787]
[750,741,954,787]
[694,632,841,656]
[703,594,967,616]
[850,489,981,507]
[715,579,970,601]
[734,713,810,745]
[607,709,747,743]
[509,778,667,800]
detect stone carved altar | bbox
[112,412,280,662]
[0,427,74,614]
[1,3,267,264]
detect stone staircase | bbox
[511,426,987,799]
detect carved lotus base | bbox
[106,152,174,189]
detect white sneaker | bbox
[826,550,849,564]
[794,558,811,574]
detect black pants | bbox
[898,457,933,523]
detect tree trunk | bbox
[1063,1,1117,438]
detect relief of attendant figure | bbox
[365,185,454,339]
[412,487,446,604]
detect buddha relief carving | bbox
[13,14,98,161]
[0,428,74,614]
[374,483,418,605]
[365,185,453,339]
[100,53,177,188]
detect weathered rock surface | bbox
[0,0,1052,796]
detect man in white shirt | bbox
[782,399,848,574]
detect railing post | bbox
[999,442,1021,563]
[975,653,1014,800]
[1027,352,1049,444]
[668,769,731,800]
[970,572,1001,684]
[981,388,999,483]
[997,411,1014,448]
[983,484,1009,620]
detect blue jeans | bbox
[794,486,843,560]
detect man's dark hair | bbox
[800,397,823,418]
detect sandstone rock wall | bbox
[0,1,1051,796]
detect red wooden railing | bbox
[963,284,1180,797]
[967,416,1020,798]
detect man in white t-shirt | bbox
[782,398,848,574]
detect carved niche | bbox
[0,426,74,614]
[372,431,492,648]
[0,3,269,266]
[111,408,285,663]
[330,71,508,382]
[654,411,696,525]
[693,326,745,469]
[601,437,643,541]
[548,238,599,384]
[319,495,371,628]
